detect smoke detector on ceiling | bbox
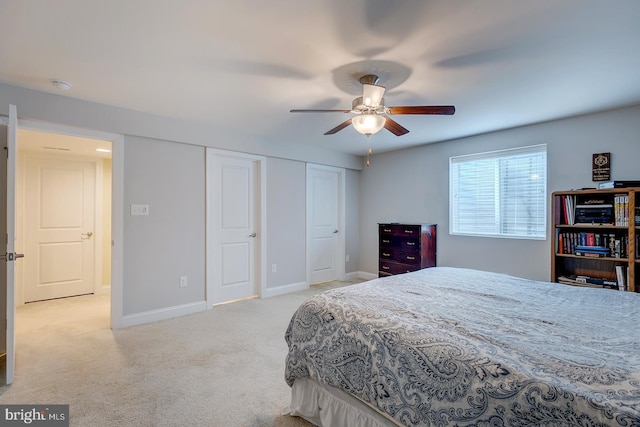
[51,79,72,90]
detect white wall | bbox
[359,104,640,281]
[123,136,206,315]
[0,82,363,325]
[0,83,362,170]
[345,168,360,274]
[266,157,306,289]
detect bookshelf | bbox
[551,188,639,292]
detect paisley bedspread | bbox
[284,267,640,426]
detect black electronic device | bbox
[575,204,613,224]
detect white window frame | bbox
[449,144,547,240]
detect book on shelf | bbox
[615,266,627,291]
[556,232,628,257]
[557,275,618,289]
[574,251,607,258]
[563,195,575,225]
[556,231,628,258]
[597,180,640,189]
[614,194,630,226]
[575,245,609,253]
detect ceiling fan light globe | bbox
[352,114,386,135]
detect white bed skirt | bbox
[283,378,400,427]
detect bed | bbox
[283,267,640,426]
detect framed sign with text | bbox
[592,152,610,181]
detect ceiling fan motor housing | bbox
[359,74,380,85]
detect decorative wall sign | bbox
[592,152,610,181]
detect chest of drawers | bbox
[378,223,437,277]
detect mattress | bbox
[284,267,640,426]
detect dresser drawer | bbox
[379,248,420,265]
[379,248,396,260]
[395,250,421,265]
[379,224,394,235]
[380,236,420,249]
[379,236,394,247]
[379,260,421,275]
[379,224,421,237]
[398,237,420,250]
[393,225,421,237]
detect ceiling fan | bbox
[290,74,455,136]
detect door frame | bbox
[205,148,266,308]
[16,118,124,329]
[306,163,346,284]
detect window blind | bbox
[450,145,547,239]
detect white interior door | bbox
[2,104,20,384]
[208,151,260,305]
[307,164,344,284]
[24,156,96,302]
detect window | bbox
[449,144,547,239]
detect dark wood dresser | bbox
[378,223,437,277]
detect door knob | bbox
[249,232,257,238]
[1,252,24,261]
[333,229,339,234]
[81,231,93,239]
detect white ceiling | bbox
[18,129,113,159]
[2,1,639,156]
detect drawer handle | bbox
[382,239,390,244]
[382,266,390,270]
[404,229,413,233]
[383,228,391,232]
[407,242,415,246]
[382,252,391,257]
[406,256,415,260]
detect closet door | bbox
[307,164,345,284]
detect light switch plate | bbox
[179,276,188,287]
[130,204,149,216]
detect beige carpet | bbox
[0,279,363,426]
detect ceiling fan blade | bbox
[324,119,353,135]
[383,117,410,136]
[387,105,456,115]
[290,109,352,113]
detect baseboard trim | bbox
[343,271,359,280]
[97,285,111,296]
[357,271,378,281]
[122,301,207,328]
[262,281,308,298]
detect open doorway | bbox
[16,129,112,325]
